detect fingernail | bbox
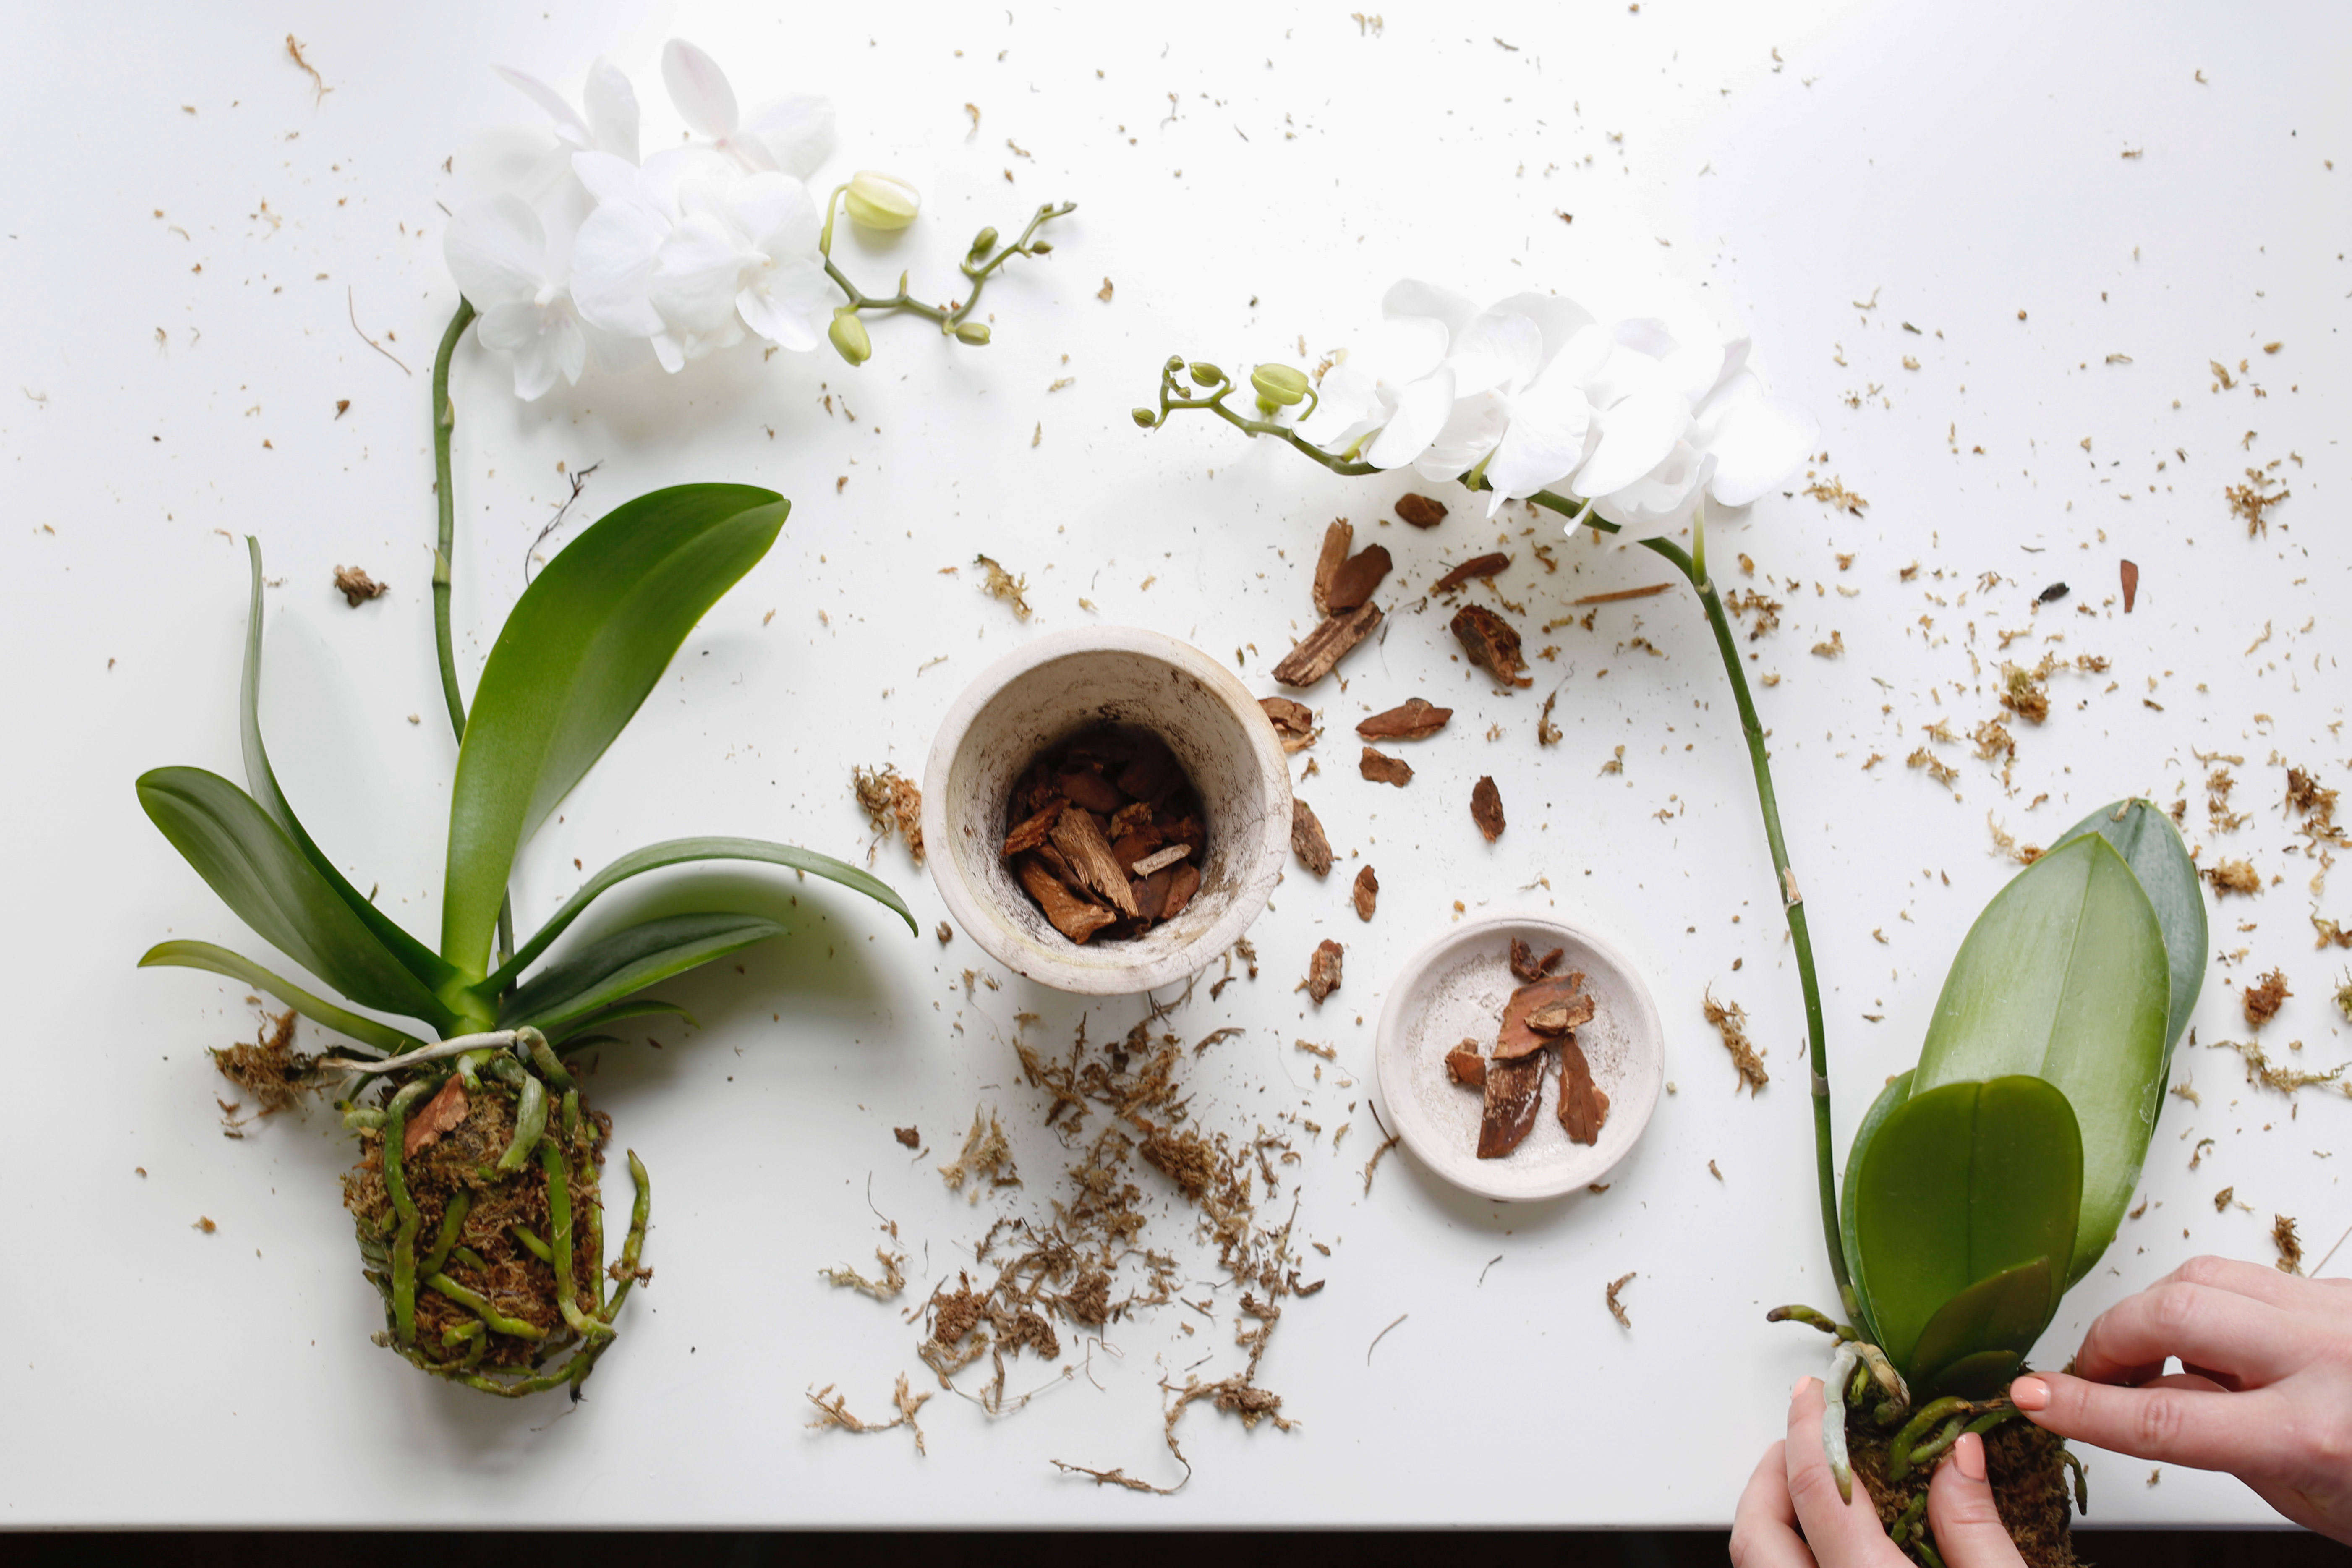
[1954,1432,1986,1482]
[2010,1375,2050,1411]
[1793,1376,1809,1398]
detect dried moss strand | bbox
[421,1188,473,1276]
[379,1079,431,1347]
[541,1137,612,1341]
[494,1074,549,1173]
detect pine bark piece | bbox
[1260,696,1318,753]
[1303,939,1343,1004]
[1352,865,1379,922]
[1325,545,1395,612]
[1471,775,1506,841]
[1162,863,1202,920]
[1129,843,1193,878]
[1556,1039,1611,1146]
[1445,1041,1487,1087]
[1477,1052,1545,1159]
[2120,558,2140,614]
[1273,602,1383,688]
[1529,990,1596,1036]
[1431,553,1510,595]
[1356,697,1453,741]
[1312,519,1354,616]
[1359,746,1414,787]
[1114,738,1182,804]
[1057,769,1127,814]
[1016,855,1119,943]
[404,1076,470,1159]
[1495,975,1591,1062]
[1451,605,1532,688]
[1049,808,1141,917]
[1003,800,1065,857]
[1131,867,1173,922]
[1395,493,1448,528]
[1291,798,1335,877]
[1509,938,1543,983]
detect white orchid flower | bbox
[641,168,838,360]
[495,57,640,162]
[1296,280,1469,468]
[1411,293,1614,517]
[444,196,588,400]
[662,39,836,179]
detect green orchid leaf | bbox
[1906,1259,2059,1399]
[483,835,911,993]
[496,912,787,1033]
[1840,1069,1915,1350]
[440,484,789,976]
[237,538,455,991]
[548,998,695,1045]
[2052,797,2206,1061]
[139,940,424,1056]
[1849,1076,2081,1383]
[137,768,455,1031]
[1915,832,2170,1285]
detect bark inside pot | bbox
[1001,722,1209,944]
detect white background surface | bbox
[3,0,2347,1531]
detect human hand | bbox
[2011,1254,2352,1542]
[1730,1376,2026,1566]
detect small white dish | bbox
[920,625,1291,996]
[1374,914,1665,1202]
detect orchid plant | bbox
[136,43,1071,1398]
[1140,282,2198,1558]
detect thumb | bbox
[1926,1433,2028,1567]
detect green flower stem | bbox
[425,1272,547,1340]
[428,296,516,969]
[380,1079,432,1346]
[823,201,1075,334]
[541,1137,613,1341]
[1148,373,1849,1320]
[421,1188,473,1276]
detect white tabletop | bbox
[3,0,2344,1530]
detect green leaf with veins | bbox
[440,485,788,977]
[496,912,788,1033]
[137,767,455,1032]
[1914,833,2169,1286]
[237,538,456,992]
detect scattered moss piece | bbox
[853,764,925,865]
[1605,1271,1636,1328]
[210,1009,316,1116]
[332,565,387,606]
[974,554,1033,619]
[938,1106,1021,1200]
[2204,859,2261,896]
[2274,1215,2304,1275]
[1704,990,1768,1095]
[2243,969,2292,1030]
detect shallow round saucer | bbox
[1372,914,1665,1202]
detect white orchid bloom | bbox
[568,149,705,371]
[1296,280,1469,469]
[662,39,836,179]
[640,168,837,360]
[495,57,640,162]
[1410,293,1614,518]
[444,196,588,400]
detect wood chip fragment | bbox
[1431,553,1510,595]
[1356,697,1452,740]
[1477,1053,1545,1159]
[332,565,387,606]
[1471,776,1505,841]
[1003,800,1064,856]
[1359,746,1414,787]
[1273,602,1382,688]
[1510,940,1565,983]
[1571,582,1673,606]
[1394,493,1448,528]
[1049,808,1142,917]
[1161,862,1202,920]
[1260,696,1318,752]
[403,1076,468,1159]
[1325,545,1394,612]
[1495,974,1590,1061]
[1351,865,1378,922]
[1303,939,1343,1004]
[894,1126,921,1148]
[1311,519,1353,615]
[1015,855,1119,943]
[2121,558,2140,614]
[1528,993,1596,1035]
[1444,1041,1487,1087]
[1291,798,1334,877]
[1557,1039,1610,1145]
[1450,604,1532,688]
[1130,843,1193,878]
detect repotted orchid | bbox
[138,41,1071,1398]
[1137,281,2196,1560]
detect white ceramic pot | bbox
[920,626,1292,995]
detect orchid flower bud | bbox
[1250,364,1309,409]
[1188,362,1226,387]
[828,310,873,367]
[1132,408,1159,428]
[968,225,999,258]
[844,171,921,232]
[952,321,992,345]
